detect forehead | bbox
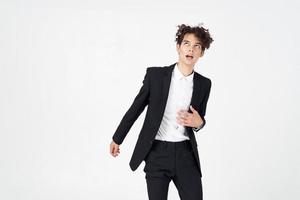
[182,33,201,44]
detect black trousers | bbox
[143,139,203,200]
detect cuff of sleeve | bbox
[192,122,205,132]
[112,136,122,145]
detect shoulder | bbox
[146,66,168,72]
[194,71,212,87]
[145,64,173,76]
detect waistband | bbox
[152,139,191,148]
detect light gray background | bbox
[1,0,299,200]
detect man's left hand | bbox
[176,105,203,128]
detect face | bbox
[176,33,203,67]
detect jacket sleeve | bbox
[112,68,151,145]
[193,79,212,132]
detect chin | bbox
[184,61,196,66]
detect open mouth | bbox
[186,55,194,59]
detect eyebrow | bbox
[183,40,201,45]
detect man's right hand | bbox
[110,140,120,157]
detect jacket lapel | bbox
[189,73,201,112]
[160,63,175,112]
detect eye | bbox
[195,44,201,49]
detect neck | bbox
[177,61,195,76]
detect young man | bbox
[110,24,213,200]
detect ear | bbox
[176,44,180,53]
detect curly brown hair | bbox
[175,24,214,52]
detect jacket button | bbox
[149,140,153,144]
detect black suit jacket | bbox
[112,63,211,176]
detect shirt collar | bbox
[174,63,194,82]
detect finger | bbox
[186,112,193,118]
[111,146,115,156]
[177,120,190,127]
[181,115,192,125]
[181,119,192,127]
[177,117,190,126]
[110,144,114,156]
[181,112,192,120]
[176,116,184,123]
[186,115,194,123]
[177,111,189,118]
[111,146,118,157]
[177,113,184,120]
[176,117,183,125]
[114,147,119,156]
[183,110,191,116]
[190,105,196,113]
[177,110,184,116]
[177,114,188,121]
